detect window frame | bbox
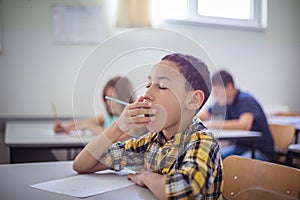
[163,0,268,31]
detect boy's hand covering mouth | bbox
[115,96,156,133]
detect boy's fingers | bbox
[136,96,145,102]
[130,116,154,124]
[127,101,151,109]
[128,108,156,117]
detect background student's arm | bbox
[206,112,254,130]
[53,120,70,133]
[53,115,105,134]
[198,109,211,121]
[66,115,105,134]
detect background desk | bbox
[5,120,94,163]
[269,116,300,143]
[215,129,262,140]
[5,120,262,162]
[0,161,155,200]
[212,129,262,159]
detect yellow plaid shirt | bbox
[101,119,223,199]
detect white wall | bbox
[162,0,300,113]
[0,0,100,117]
[0,0,299,118]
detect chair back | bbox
[269,123,295,153]
[223,155,300,200]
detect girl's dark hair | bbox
[102,76,136,114]
[161,53,211,110]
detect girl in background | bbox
[54,76,136,141]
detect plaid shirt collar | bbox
[154,117,208,146]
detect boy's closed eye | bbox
[145,82,168,90]
[158,83,168,90]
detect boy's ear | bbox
[186,90,205,110]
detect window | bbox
[197,0,251,19]
[151,0,268,30]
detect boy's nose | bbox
[144,88,154,102]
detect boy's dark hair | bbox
[212,70,234,87]
[161,53,211,110]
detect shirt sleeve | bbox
[100,134,153,171]
[165,133,223,199]
[209,103,226,117]
[237,96,259,119]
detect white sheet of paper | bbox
[29,168,135,198]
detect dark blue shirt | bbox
[209,90,274,160]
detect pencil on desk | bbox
[51,102,59,120]
[104,96,129,106]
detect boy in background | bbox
[199,70,274,161]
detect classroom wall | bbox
[0,0,299,118]
[163,0,300,113]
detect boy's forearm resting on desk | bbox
[73,122,123,173]
[73,99,153,173]
[128,172,167,200]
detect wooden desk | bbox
[0,161,155,200]
[5,120,95,163]
[211,129,262,159]
[269,116,300,143]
